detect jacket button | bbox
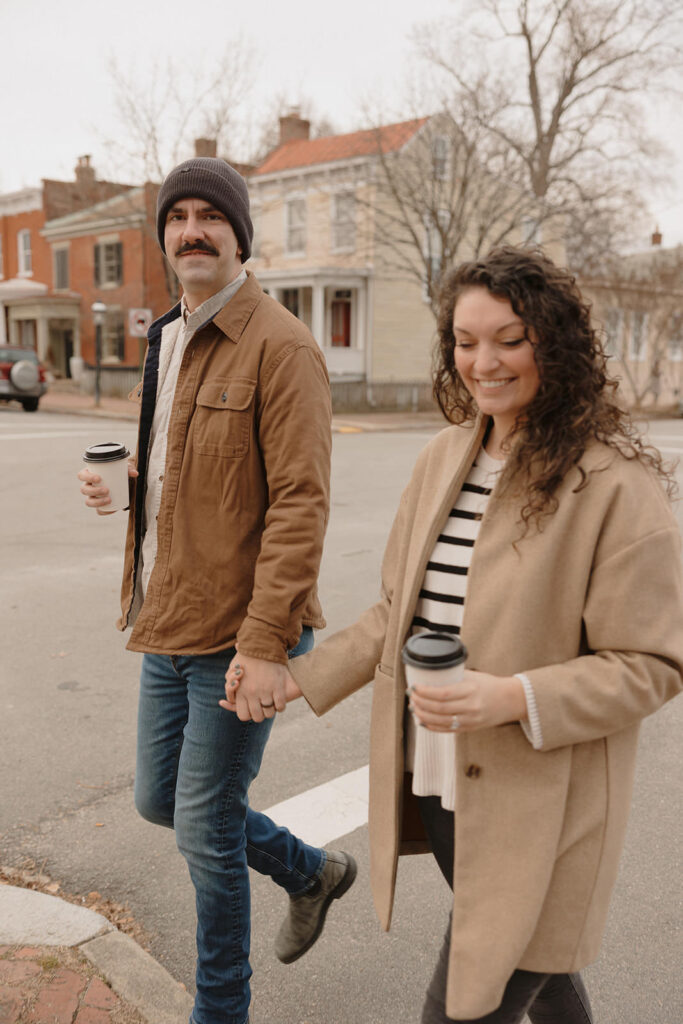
[465,764,481,779]
[221,392,227,403]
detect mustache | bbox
[175,241,219,257]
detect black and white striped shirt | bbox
[406,447,503,810]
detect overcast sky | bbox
[2,0,683,247]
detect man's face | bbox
[163,198,243,310]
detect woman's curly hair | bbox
[433,245,673,528]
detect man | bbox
[78,157,356,1024]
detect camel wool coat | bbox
[290,418,683,1020]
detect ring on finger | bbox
[449,715,461,731]
[260,701,275,709]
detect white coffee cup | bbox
[83,442,131,511]
[402,632,467,691]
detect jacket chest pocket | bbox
[193,378,256,458]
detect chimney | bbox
[195,138,217,158]
[651,226,663,247]
[75,155,96,188]
[279,108,310,145]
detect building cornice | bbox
[0,187,43,216]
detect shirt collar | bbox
[180,269,248,329]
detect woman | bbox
[224,247,683,1022]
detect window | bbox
[54,247,69,290]
[422,210,449,300]
[286,199,306,254]
[521,217,541,244]
[332,193,356,251]
[669,312,683,362]
[604,308,623,357]
[330,290,352,348]
[281,288,300,318]
[102,310,125,362]
[629,311,648,361]
[18,230,32,275]
[94,241,123,287]
[432,135,449,180]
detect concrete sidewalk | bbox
[0,884,193,1023]
[38,384,447,434]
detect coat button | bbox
[221,392,228,403]
[465,764,481,779]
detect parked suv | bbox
[0,346,48,412]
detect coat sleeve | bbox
[525,522,683,751]
[235,343,332,663]
[289,486,411,715]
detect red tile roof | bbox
[252,118,429,176]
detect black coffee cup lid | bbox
[401,632,467,669]
[83,442,130,462]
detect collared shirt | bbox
[140,270,247,597]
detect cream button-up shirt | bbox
[140,270,247,598]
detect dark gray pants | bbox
[417,796,594,1024]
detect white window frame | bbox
[331,192,356,253]
[53,245,69,290]
[668,312,683,362]
[285,198,307,256]
[604,308,623,358]
[422,209,449,302]
[628,311,648,362]
[18,229,32,276]
[432,135,450,181]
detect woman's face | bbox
[452,287,540,436]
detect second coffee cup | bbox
[401,632,467,691]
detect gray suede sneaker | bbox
[274,850,357,964]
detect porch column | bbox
[0,303,6,345]
[73,315,81,357]
[36,314,49,361]
[8,315,20,347]
[311,283,325,349]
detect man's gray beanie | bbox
[156,157,253,262]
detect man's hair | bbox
[433,245,672,527]
[156,157,253,262]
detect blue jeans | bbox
[135,628,324,1024]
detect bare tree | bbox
[365,108,539,315]
[590,245,683,407]
[415,0,683,266]
[101,37,257,184]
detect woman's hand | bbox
[409,669,527,733]
[220,657,303,720]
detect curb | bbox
[0,885,192,1024]
[80,930,193,1024]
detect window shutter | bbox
[94,245,101,286]
[114,242,123,284]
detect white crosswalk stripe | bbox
[262,765,369,847]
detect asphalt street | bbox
[1,406,682,1024]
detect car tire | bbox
[22,397,39,412]
[10,359,40,392]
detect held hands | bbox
[409,669,528,734]
[78,462,138,515]
[220,651,303,722]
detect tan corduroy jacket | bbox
[290,417,683,1019]
[118,272,332,662]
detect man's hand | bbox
[409,669,527,734]
[78,462,138,516]
[220,652,290,723]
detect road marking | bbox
[0,431,114,441]
[262,764,369,847]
